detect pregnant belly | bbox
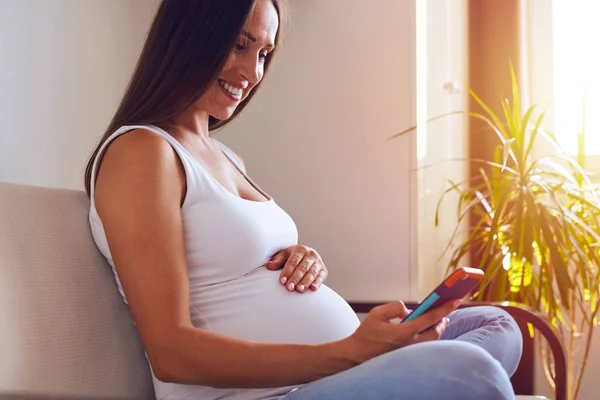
[189,267,361,344]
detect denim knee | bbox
[439,341,514,400]
[477,306,523,373]
[478,306,521,333]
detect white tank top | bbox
[88,125,360,400]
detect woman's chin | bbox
[210,108,236,122]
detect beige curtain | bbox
[467,0,532,395]
[468,0,526,164]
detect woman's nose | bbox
[238,55,262,84]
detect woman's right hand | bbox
[343,300,460,364]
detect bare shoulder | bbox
[103,128,180,170]
[95,128,186,208]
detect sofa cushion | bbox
[0,182,154,399]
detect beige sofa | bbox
[0,182,154,399]
[0,182,550,400]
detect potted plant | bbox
[393,66,600,400]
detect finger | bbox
[403,300,460,334]
[413,317,450,343]
[278,249,305,285]
[297,263,321,292]
[371,301,411,321]
[286,258,315,291]
[310,269,327,291]
[265,250,288,270]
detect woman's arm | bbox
[93,130,355,388]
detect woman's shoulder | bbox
[95,128,186,204]
[103,128,183,169]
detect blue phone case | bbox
[402,267,483,323]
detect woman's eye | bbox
[234,43,245,52]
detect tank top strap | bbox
[89,124,196,206]
[216,141,245,173]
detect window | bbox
[552,0,600,156]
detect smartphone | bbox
[401,266,484,323]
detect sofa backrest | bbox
[0,182,154,399]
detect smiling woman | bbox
[83,1,522,399]
[84,0,286,193]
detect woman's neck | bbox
[167,107,211,140]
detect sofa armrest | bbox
[347,301,566,400]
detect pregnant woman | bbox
[85,1,523,399]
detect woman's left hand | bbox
[265,245,328,293]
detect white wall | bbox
[415,0,469,299]
[217,0,417,302]
[0,0,157,190]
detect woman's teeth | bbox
[220,80,242,97]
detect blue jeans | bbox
[282,306,523,400]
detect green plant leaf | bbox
[534,157,580,185]
[527,322,535,338]
[563,208,600,243]
[387,110,466,141]
[437,188,493,263]
[435,178,466,227]
[524,108,548,163]
[509,61,521,136]
[508,257,533,293]
[479,184,512,269]
[538,128,565,154]
[468,90,508,140]
[539,208,573,309]
[468,112,517,166]
[564,191,600,213]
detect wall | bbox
[217,0,417,302]
[0,0,158,190]
[415,0,469,300]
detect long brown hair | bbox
[84,0,287,196]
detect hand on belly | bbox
[264,244,329,294]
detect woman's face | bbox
[195,0,279,121]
